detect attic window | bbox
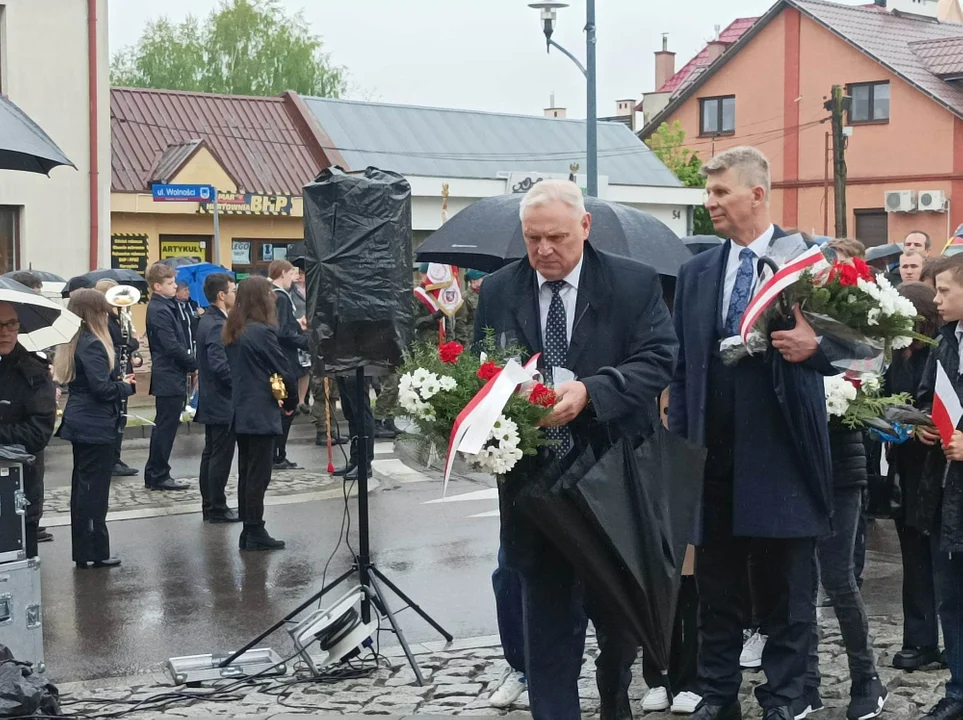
[699,95,735,136]
[847,82,890,124]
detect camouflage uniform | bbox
[309,351,339,434]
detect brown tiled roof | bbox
[147,138,206,185]
[910,35,963,77]
[111,87,327,195]
[640,0,963,137]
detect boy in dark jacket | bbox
[917,255,963,720]
[143,264,197,491]
[269,260,307,470]
[0,301,56,558]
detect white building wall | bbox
[0,0,110,276]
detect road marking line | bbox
[424,488,498,504]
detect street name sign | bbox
[152,184,214,202]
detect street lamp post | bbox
[529,1,598,198]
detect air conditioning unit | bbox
[918,189,947,212]
[885,190,917,213]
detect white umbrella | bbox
[0,277,80,351]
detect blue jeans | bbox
[493,546,525,674]
[932,540,963,701]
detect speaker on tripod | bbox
[217,167,451,686]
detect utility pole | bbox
[824,85,850,238]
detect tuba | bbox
[105,284,141,382]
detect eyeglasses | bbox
[0,320,20,333]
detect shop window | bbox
[0,206,19,274]
[232,239,297,279]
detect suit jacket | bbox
[194,307,232,426]
[59,332,135,445]
[473,242,678,568]
[668,227,833,539]
[273,287,309,375]
[146,295,196,397]
[225,322,293,436]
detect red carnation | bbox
[830,262,860,287]
[852,257,874,282]
[439,342,464,364]
[477,361,502,381]
[529,383,557,408]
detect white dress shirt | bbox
[536,254,584,346]
[721,224,775,324]
[956,323,963,375]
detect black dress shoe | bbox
[76,557,121,569]
[923,698,963,720]
[763,708,794,720]
[343,464,372,481]
[112,463,139,477]
[893,645,941,670]
[208,509,241,523]
[333,461,356,477]
[150,479,190,491]
[36,530,53,543]
[599,694,633,720]
[692,701,742,720]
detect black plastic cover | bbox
[303,167,414,374]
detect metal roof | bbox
[640,0,963,138]
[910,36,963,77]
[110,87,324,195]
[147,138,204,185]
[301,97,683,187]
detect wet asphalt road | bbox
[35,427,906,684]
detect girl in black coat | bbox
[223,276,293,551]
[54,290,136,569]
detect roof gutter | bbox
[87,0,99,270]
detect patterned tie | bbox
[724,248,756,337]
[544,280,573,457]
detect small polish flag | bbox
[933,360,963,447]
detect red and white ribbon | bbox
[443,355,540,496]
[414,286,441,314]
[739,245,830,344]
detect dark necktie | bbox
[544,280,572,457]
[724,248,756,337]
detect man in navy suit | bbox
[669,147,833,720]
[474,179,677,720]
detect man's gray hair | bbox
[701,146,771,196]
[519,179,587,221]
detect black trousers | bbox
[70,442,114,563]
[200,424,235,517]
[112,414,128,467]
[337,375,374,466]
[144,395,183,487]
[236,434,273,526]
[896,517,940,648]
[697,474,816,709]
[643,575,700,695]
[274,412,295,463]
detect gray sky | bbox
[108,0,868,118]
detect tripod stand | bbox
[219,366,452,685]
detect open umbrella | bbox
[64,269,148,298]
[175,263,234,308]
[157,257,199,270]
[0,277,80,350]
[682,235,723,256]
[415,195,691,276]
[0,96,74,175]
[2,270,65,283]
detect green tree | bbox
[111,0,347,98]
[645,121,716,236]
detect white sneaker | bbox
[671,691,703,714]
[642,686,671,712]
[740,631,767,669]
[489,668,526,708]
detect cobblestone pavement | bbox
[55,613,948,719]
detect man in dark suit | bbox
[668,146,833,720]
[473,179,678,720]
[144,263,197,491]
[195,273,239,523]
[269,259,309,470]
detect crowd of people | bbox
[3,145,963,719]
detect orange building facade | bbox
[641,0,963,250]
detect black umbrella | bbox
[62,269,148,297]
[0,277,80,350]
[2,270,65,283]
[157,257,198,269]
[866,244,902,263]
[683,235,724,256]
[415,195,691,276]
[0,96,74,175]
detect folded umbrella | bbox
[415,194,691,276]
[0,277,80,351]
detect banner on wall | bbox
[110,233,150,273]
[199,192,295,215]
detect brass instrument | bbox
[270,373,288,402]
[105,285,141,417]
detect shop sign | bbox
[110,234,149,273]
[199,192,294,215]
[232,241,252,265]
[160,240,206,263]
